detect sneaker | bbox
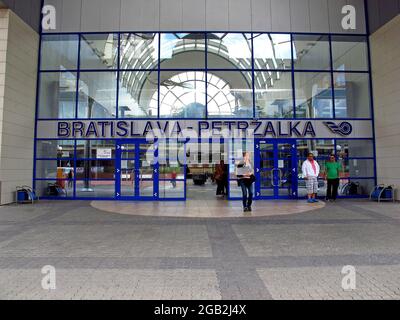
[307,199,314,204]
[243,207,249,212]
[312,199,319,203]
[248,207,252,212]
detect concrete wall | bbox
[0,9,39,204]
[370,14,400,200]
[43,0,367,34]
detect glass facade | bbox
[35,32,375,200]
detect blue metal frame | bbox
[34,27,377,201]
[116,138,159,201]
[254,139,298,200]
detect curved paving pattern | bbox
[90,200,326,218]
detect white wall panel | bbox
[43,0,63,32]
[251,0,272,32]
[160,0,182,31]
[61,0,81,32]
[290,0,311,32]
[182,0,206,31]
[81,0,101,32]
[120,0,141,31]
[206,0,228,31]
[348,0,366,34]
[309,0,329,33]
[229,0,251,31]
[140,0,160,31]
[99,0,121,32]
[328,0,347,33]
[271,0,291,32]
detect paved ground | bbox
[0,199,399,300]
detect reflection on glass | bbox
[254,71,293,118]
[41,34,79,70]
[159,71,206,118]
[35,160,74,179]
[35,180,73,198]
[159,180,185,198]
[341,159,375,178]
[118,71,158,118]
[339,179,374,196]
[78,72,117,118]
[334,73,371,118]
[295,72,333,118]
[80,33,118,69]
[207,33,252,69]
[38,72,77,119]
[253,33,292,70]
[207,71,253,118]
[160,33,205,69]
[292,35,330,70]
[297,140,335,158]
[76,160,115,179]
[36,140,75,159]
[76,140,116,159]
[76,181,115,198]
[120,33,159,70]
[331,36,368,71]
[336,140,374,159]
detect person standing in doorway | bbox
[302,153,320,203]
[215,160,227,197]
[325,154,342,202]
[236,152,255,212]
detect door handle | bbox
[271,168,279,187]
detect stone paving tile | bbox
[0,224,212,258]
[257,266,400,300]
[1,200,400,300]
[232,223,400,257]
[0,269,221,300]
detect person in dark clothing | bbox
[325,154,342,202]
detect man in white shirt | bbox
[302,152,320,203]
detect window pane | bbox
[76,160,115,179]
[293,35,330,70]
[35,180,73,198]
[41,34,79,70]
[78,72,117,118]
[159,180,185,199]
[76,180,115,198]
[160,33,205,69]
[334,73,371,118]
[331,36,368,71]
[118,71,158,118]
[159,71,206,118]
[295,72,333,118]
[297,140,335,158]
[255,71,293,118]
[341,159,375,178]
[253,33,292,70]
[36,160,74,179]
[336,140,374,159]
[38,72,77,119]
[207,71,253,118]
[207,33,252,69]
[80,33,118,70]
[36,140,75,159]
[76,140,116,159]
[339,179,375,196]
[120,33,159,70]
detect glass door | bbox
[116,139,158,200]
[255,140,297,199]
